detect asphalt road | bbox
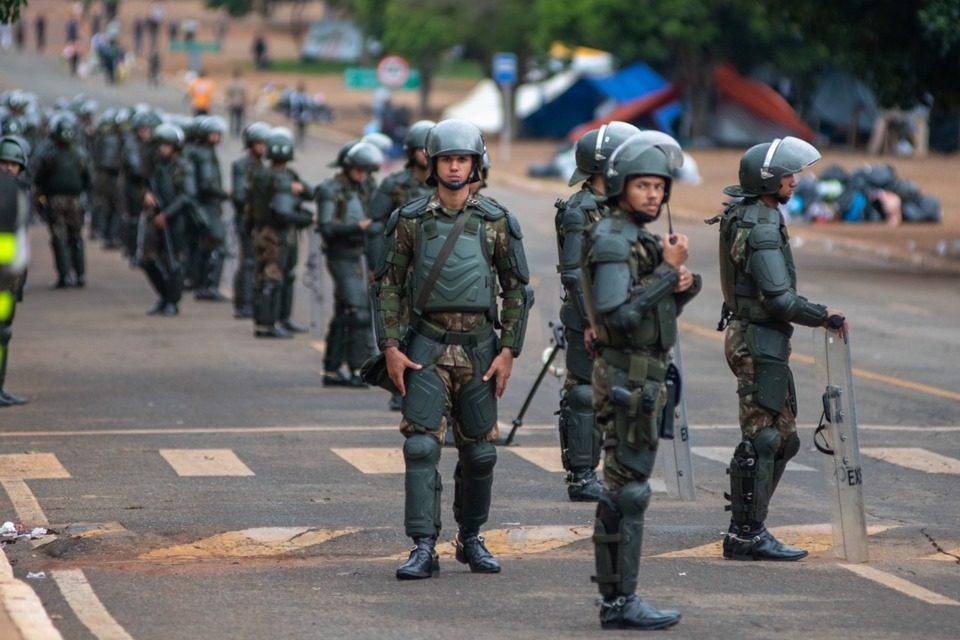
[1,52,959,640]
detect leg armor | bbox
[593,481,651,598]
[560,383,600,473]
[254,281,279,328]
[772,432,800,495]
[345,305,373,370]
[401,332,446,430]
[142,259,168,300]
[69,237,85,280]
[727,427,781,533]
[403,434,442,539]
[233,223,255,313]
[50,238,71,285]
[322,309,348,372]
[454,335,499,440]
[453,441,497,536]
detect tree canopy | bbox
[0,0,29,24]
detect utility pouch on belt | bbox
[744,323,791,414]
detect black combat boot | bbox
[454,532,501,574]
[234,305,254,319]
[568,468,604,502]
[723,523,807,561]
[0,349,27,407]
[348,370,369,388]
[598,595,681,630]
[396,537,439,580]
[322,370,350,387]
[69,238,86,288]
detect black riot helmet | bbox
[724,136,821,198]
[403,119,435,155]
[569,121,641,186]
[605,132,683,221]
[424,119,485,190]
[0,136,28,168]
[242,121,271,147]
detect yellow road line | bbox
[680,320,960,401]
[506,447,564,473]
[158,449,254,477]
[0,453,70,481]
[140,527,360,560]
[1,550,64,639]
[332,447,405,474]
[840,564,960,606]
[861,448,960,475]
[0,481,48,528]
[52,570,135,639]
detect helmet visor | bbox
[765,136,820,178]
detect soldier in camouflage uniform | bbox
[140,123,196,316]
[375,119,531,580]
[714,138,846,561]
[32,114,92,289]
[91,109,125,245]
[582,133,699,630]
[122,109,162,261]
[230,121,270,319]
[0,136,30,406]
[554,122,639,502]
[368,119,435,409]
[190,116,230,301]
[316,140,383,385]
[249,128,314,338]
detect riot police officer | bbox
[367,119,434,409]
[123,109,162,261]
[32,114,92,288]
[248,128,314,338]
[230,121,271,319]
[190,115,230,301]
[555,121,639,502]
[316,140,383,385]
[0,136,30,406]
[90,108,124,245]
[375,119,531,580]
[140,123,196,316]
[715,138,847,561]
[582,133,700,630]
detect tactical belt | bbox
[600,348,666,384]
[412,319,493,346]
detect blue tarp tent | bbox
[520,62,682,138]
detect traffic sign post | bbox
[493,52,518,163]
[376,55,411,90]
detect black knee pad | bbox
[779,432,800,462]
[617,481,651,518]
[403,433,441,468]
[460,441,497,477]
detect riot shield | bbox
[304,230,326,337]
[657,334,696,501]
[814,327,868,562]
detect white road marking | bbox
[158,449,254,477]
[861,447,960,474]
[840,564,960,606]
[52,569,135,639]
[692,446,816,471]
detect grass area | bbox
[263,58,484,79]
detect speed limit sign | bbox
[376,55,411,89]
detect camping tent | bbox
[520,62,682,138]
[808,69,878,143]
[711,64,815,146]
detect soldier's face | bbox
[208,132,221,145]
[436,154,473,187]
[622,175,666,217]
[0,161,22,176]
[777,173,797,204]
[346,167,370,184]
[158,143,174,158]
[413,148,428,169]
[252,142,267,158]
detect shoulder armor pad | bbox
[399,194,430,218]
[748,220,782,250]
[384,208,402,236]
[315,180,336,202]
[505,211,523,239]
[471,194,507,220]
[590,228,631,263]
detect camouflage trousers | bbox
[92,170,122,237]
[724,319,797,440]
[47,195,84,244]
[252,225,287,286]
[592,352,667,492]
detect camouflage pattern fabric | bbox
[724,319,797,440]
[253,225,285,286]
[47,195,84,244]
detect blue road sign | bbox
[492,52,518,85]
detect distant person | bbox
[133,18,144,53]
[252,33,268,69]
[226,69,249,138]
[187,70,215,116]
[34,13,46,51]
[287,82,311,144]
[148,49,161,86]
[0,24,10,51]
[66,17,79,43]
[90,13,102,40]
[14,20,24,50]
[147,1,165,49]
[167,20,178,44]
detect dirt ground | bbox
[16,0,960,269]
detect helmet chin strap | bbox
[436,176,468,191]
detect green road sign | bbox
[343,67,420,90]
[169,40,223,53]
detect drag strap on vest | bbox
[412,209,473,316]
